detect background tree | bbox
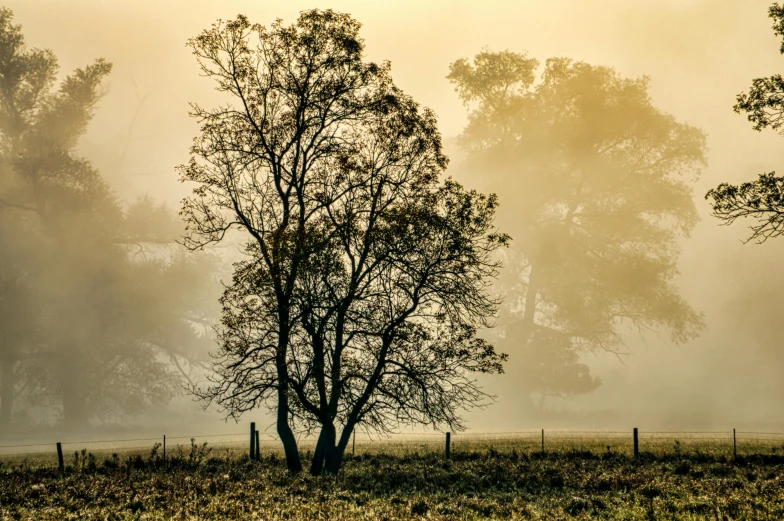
[0,6,57,427]
[706,4,784,241]
[0,8,216,431]
[448,51,707,405]
[0,211,41,427]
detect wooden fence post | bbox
[633,428,639,458]
[163,435,166,463]
[541,429,544,454]
[56,442,64,473]
[255,430,260,461]
[733,428,737,460]
[250,422,256,461]
[445,432,451,459]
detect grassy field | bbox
[1,437,784,520]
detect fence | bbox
[2,426,784,470]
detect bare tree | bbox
[180,10,395,472]
[183,10,508,474]
[215,174,508,475]
[301,177,507,475]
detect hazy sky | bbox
[10,0,783,195]
[9,0,784,432]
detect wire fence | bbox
[2,427,784,467]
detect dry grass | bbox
[1,436,783,519]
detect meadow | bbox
[1,434,783,520]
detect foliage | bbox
[706,3,784,242]
[448,50,707,402]
[707,172,784,243]
[734,3,784,132]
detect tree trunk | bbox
[324,442,346,475]
[322,423,340,475]
[62,377,89,430]
[310,427,327,476]
[311,422,339,475]
[276,388,302,473]
[275,324,302,473]
[324,422,354,475]
[521,262,538,327]
[517,262,539,350]
[0,358,15,429]
[517,181,580,351]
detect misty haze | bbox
[3,0,784,519]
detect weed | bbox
[149,442,161,461]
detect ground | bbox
[1,439,783,520]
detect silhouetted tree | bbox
[183,10,507,474]
[706,4,784,242]
[215,178,507,475]
[448,51,707,404]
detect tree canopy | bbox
[448,50,707,402]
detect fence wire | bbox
[2,428,784,463]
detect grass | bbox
[1,437,784,520]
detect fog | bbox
[4,0,784,439]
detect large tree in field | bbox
[706,3,784,241]
[183,10,507,474]
[180,11,385,473]
[213,179,506,475]
[448,51,707,403]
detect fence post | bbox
[56,442,64,473]
[352,430,355,456]
[541,429,545,454]
[733,428,737,460]
[633,428,639,458]
[163,435,166,463]
[255,430,260,461]
[250,421,256,461]
[445,432,451,459]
